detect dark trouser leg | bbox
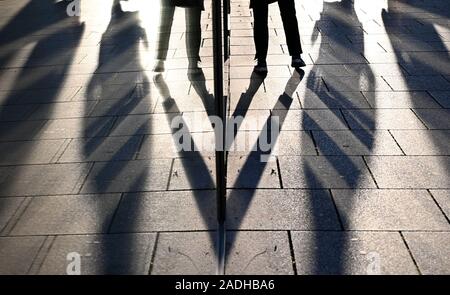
[278,0,302,56]
[185,7,202,64]
[156,0,175,61]
[252,4,269,61]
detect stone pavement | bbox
[0,0,449,275]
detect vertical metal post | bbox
[212,0,226,275]
[223,0,230,61]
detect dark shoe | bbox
[291,56,306,68]
[253,60,268,74]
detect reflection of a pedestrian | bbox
[250,0,306,73]
[153,0,204,73]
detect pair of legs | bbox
[252,0,305,71]
[154,0,202,71]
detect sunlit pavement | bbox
[0,0,449,275]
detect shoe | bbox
[291,56,306,68]
[153,60,165,72]
[253,60,268,74]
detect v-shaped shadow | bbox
[225,69,305,268]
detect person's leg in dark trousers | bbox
[278,0,306,67]
[252,3,269,72]
[185,6,202,69]
[278,0,302,57]
[154,0,175,71]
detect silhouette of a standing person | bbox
[153,0,204,73]
[250,0,306,73]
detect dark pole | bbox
[212,0,226,275]
[223,0,230,61]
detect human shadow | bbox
[229,72,266,135]
[382,0,449,167]
[149,0,223,274]
[152,71,219,273]
[304,0,377,274]
[0,1,84,229]
[83,0,153,274]
[224,72,266,159]
[225,69,305,272]
[0,1,83,70]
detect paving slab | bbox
[169,156,216,190]
[383,75,450,91]
[153,230,294,275]
[390,130,450,155]
[230,90,302,111]
[360,52,408,64]
[75,83,136,101]
[299,91,370,109]
[399,52,450,76]
[153,93,214,114]
[10,194,121,235]
[309,52,368,65]
[151,232,216,275]
[300,64,353,77]
[291,231,418,275]
[225,231,293,275]
[345,64,407,77]
[280,110,349,131]
[0,197,24,233]
[0,163,91,197]
[323,77,392,92]
[342,109,427,130]
[136,133,215,160]
[266,75,323,93]
[279,156,376,189]
[366,156,450,189]
[273,130,317,156]
[0,87,80,105]
[403,232,450,275]
[80,159,172,194]
[59,135,142,163]
[39,233,156,275]
[0,120,47,142]
[109,114,172,136]
[228,110,271,132]
[87,98,156,117]
[429,91,450,108]
[227,131,267,156]
[332,189,450,230]
[362,91,441,109]
[227,155,281,189]
[314,130,402,156]
[429,190,450,221]
[227,189,340,230]
[0,104,36,121]
[412,108,450,129]
[111,191,216,233]
[0,139,65,165]
[28,101,98,120]
[0,236,46,274]
[40,117,116,139]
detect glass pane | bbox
[0,0,221,275]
